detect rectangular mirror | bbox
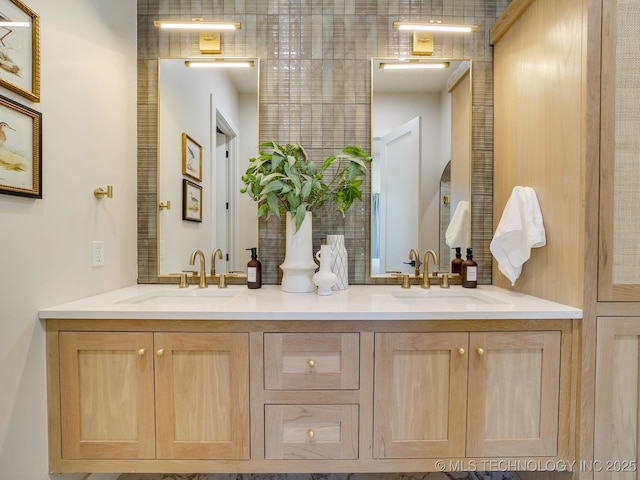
[157,57,259,277]
[371,58,472,277]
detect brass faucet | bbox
[210,248,223,276]
[408,248,421,278]
[189,249,208,288]
[421,249,439,289]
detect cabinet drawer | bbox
[264,333,359,390]
[265,404,358,460]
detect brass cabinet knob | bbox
[137,348,146,356]
[157,348,165,356]
[307,429,315,439]
[458,347,465,355]
[476,347,485,355]
[307,359,315,368]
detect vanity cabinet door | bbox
[155,332,250,459]
[373,332,469,458]
[466,331,561,457]
[58,331,156,459]
[594,317,640,479]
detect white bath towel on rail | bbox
[490,186,546,286]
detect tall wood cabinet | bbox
[593,0,640,478]
[491,0,640,477]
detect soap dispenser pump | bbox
[246,247,262,289]
[451,247,463,276]
[461,248,478,288]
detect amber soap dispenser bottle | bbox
[461,247,478,288]
[451,247,463,276]
[246,247,262,289]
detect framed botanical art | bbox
[0,93,41,198]
[182,132,202,182]
[182,179,202,222]
[0,0,40,102]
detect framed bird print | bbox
[0,93,41,198]
[182,179,202,222]
[182,132,202,182]
[0,0,40,102]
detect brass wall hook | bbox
[94,185,113,199]
[159,200,171,210]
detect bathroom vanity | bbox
[40,285,581,474]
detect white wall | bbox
[0,1,137,478]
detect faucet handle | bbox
[390,271,411,289]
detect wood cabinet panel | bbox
[467,331,561,457]
[59,332,156,459]
[373,332,468,458]
[155,333,249,459]
[594,318,640,479]
[598,0,640,300]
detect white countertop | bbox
[38,284,582,321]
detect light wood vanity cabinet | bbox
[47,318,575,473]
[55,330,249,462]
[374,330,562,460]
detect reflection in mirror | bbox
[158,58,259,277]
[371,58,471,277]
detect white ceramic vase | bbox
[280,211,318,293]
[313,245,338,295]
[327,234,348,290]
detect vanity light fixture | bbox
[153,19,241,30]
[393,20,478,33]
[380,61,450,70]
[185,59,255,68]
[154,18,241,54]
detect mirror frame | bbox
[369,57,473,278]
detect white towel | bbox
[445,200,470,249]
[490,186,546,286]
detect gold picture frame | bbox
[0,0,40,102]
[182,179,202,222]
[182,132,202,182]
[0,93,41,198]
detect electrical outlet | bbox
[92,241,105,267]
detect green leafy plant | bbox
[240,141,372,232]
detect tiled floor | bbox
[118,472,520,480]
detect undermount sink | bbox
[388,289,507,305]
[118,288,241,305]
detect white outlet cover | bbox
[92,241,105,267]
